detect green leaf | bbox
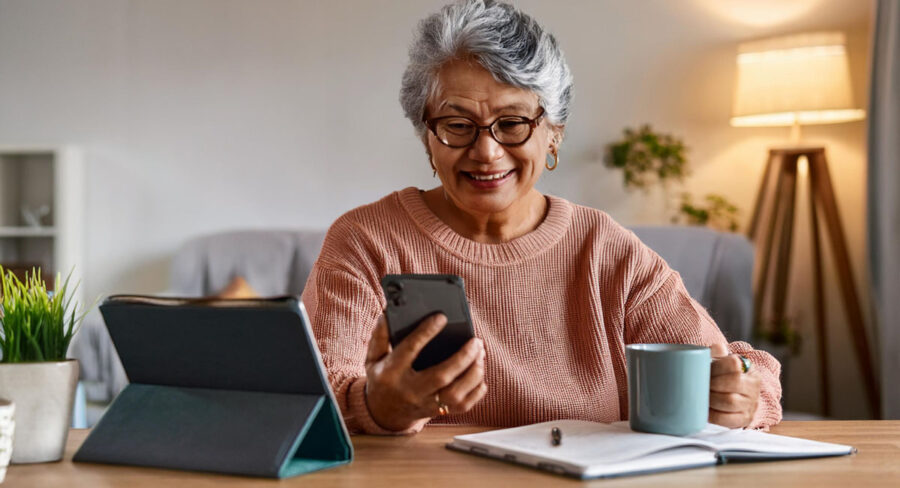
[604,125,688,190]
[0,266,92,362]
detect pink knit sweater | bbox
[301,187,783,434]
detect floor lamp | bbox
[731,32,879,417]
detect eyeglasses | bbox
[423,108,545,148]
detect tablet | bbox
[74,295,353,478]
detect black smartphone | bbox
[381,274,476,371]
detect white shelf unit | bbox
[0,146,84,306]
[0,226,58,238]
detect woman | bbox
[301,0,781,434]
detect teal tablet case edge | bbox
[73,383,352,478]
[279,398,353,478]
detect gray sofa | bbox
[71,225,754,425]
[169,226,753,340]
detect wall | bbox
[0,0,874,417]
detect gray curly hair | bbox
[400,0,573,137]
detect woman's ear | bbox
[423,141,437,174]
[422,134,435,169]
[549,125,565,153]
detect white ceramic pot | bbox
[0,399,14,482]
[0,359,78,463]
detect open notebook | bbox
[447,420,854,479]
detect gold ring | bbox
[435,394,449,416]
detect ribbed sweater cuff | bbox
[748,399,782,431]
[747,373,784,431]
[347,377,429,435]
[721,342,783,430]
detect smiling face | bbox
[424,59,561,220]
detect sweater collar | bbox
[396,187,573,265]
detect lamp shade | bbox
[731,32,865,127]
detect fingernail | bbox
[432,314,447,327]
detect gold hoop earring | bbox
[545,152,558,171]
[429,156,437,177]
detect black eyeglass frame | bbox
[423,107,546,148]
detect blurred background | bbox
[0,0,891,422]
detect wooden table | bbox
[6,421,900,487]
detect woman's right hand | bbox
[364,312,487,432]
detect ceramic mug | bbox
[0,398,15,483]
[626,344,710,436]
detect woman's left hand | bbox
[709,343,761,428]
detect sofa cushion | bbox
[168,230,326,297]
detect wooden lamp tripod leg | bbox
[749,151,779,241]
[770,155,800,330]
[753,152,788,326]
[808,156,830,417]
[808,150,880,417]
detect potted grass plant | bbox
[0,267,89,463]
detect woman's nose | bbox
[468,129,505,163]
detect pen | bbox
[551,427,562,446]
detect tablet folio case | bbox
[73,296,353,478]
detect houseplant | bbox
[604,124,688,190]
[605,125,742,228]
[0,267,88,463]
[674,192,740,232]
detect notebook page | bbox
[452,419,718,468]
[583,447,717,478]
[688,427,855,456]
